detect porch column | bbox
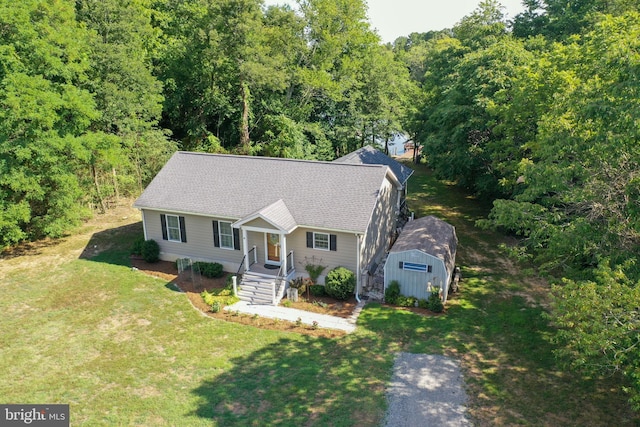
[280,233,287,273]
[242,228,249,272]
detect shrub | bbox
[141,239,160,263]
[289,277,307,294]
[385,280,401,305]
[427,292,444,313]
[210,301,221,313]
[396,296,417,307]
[309,284,327,297]
[201,289,239,309]
[194,261,224,278]
[324,267,355,300]
[130,236,145,256]
[418,299,429,309]
[226,274,239,290]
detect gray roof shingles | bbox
[391,215,458,274]
[133,152,394,234]
[334,145,414,185]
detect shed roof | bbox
[133,151,399,234]
[334,145,413,186]
[391,215,458,274]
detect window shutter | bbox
[160,214,168,240]
[330,234,337,251]
[212,221,220,247]
[233,228,240,250]
[306,232,313,248]
[179,216,187,243]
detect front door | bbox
[266,233,281,265]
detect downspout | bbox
[141,209,148,240]
[355,233,362,303]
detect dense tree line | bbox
[0,0,414,248]
[399,0,640,408]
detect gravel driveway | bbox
[384,353,472,426]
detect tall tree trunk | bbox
[112,167,119,201]
[239,82,250,152]
[91,163,107,213]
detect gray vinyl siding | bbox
[361,178,399,273]
[287,228,358,284]
[384,250,450,300]
[142,210,243,272]
[141,209,358,279]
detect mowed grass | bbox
[0,223,393,426]
[1,165,638,425]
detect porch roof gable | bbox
[232,199,298,233]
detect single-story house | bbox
[383,215,458,303]
[133,150,406,305]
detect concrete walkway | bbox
[224,300,365,333]
[384,353,472,427]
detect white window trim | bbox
[166,214,182,243]
[313,232,330,251]
[401,261,428,272]
[218,221,235,250]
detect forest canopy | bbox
[399,0,640,409]
[0,0,414,248]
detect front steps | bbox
[238,272,278,305]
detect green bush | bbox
[427,292,444,313]
[210,301,221,313]
[289,277,307,294]
[141,239,160,263]
[309,284,327,297]
[385,280,401,305]
[130,236,145,255]
[324,267,355,300]
[201,289,238,309]
[225,275,236,290]
[396,296,417,307]
[194,261,224,278]
[418,299,429,309]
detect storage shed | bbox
[383,216,458,303]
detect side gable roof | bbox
[133,152,398,234]
[333,145,414,186]
[391,215,458,274]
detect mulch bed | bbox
[130,258,347,338]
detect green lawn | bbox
[1,164,638,426]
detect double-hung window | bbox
[213,220,240,250]
[166,215,181,242]
[218,221,234,249]
[306,232,337,251]
[160,214,186,243]
[313,232,329,250]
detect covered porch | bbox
[232,199,298,305]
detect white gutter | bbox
[355,233,362,303]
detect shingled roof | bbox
[333,145,413,186]
[391,215,458,274]
[133,152,399,234]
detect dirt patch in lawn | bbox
[284,294,358,319]
[130,258,347,338]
